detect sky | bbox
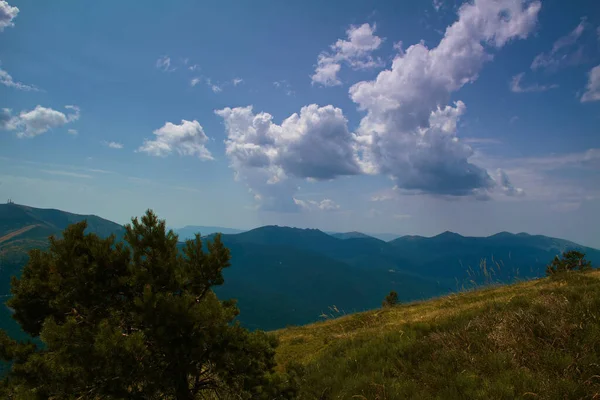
[1,0,599,247]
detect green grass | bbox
[274,271,600,399]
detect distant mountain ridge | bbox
[173,225,245,239]
[1,204,599,331]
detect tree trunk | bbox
[175,373,193,400]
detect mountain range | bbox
[1,203,599,332]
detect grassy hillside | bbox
[275,271,600,399]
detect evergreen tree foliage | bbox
[0,210,289,399]
[546,250,592,276]
[382,290,399,308]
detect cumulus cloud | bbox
[103,141,123,149]
[312,23,384,86]
[349,0,541,196]
[232,78,244,86]
[580,64,600,103]
[216,0,541,208]
[531,19,587,71]
[2,105,80,138]
[294,198,340,211]
[0,64,39,91]
[216,104,361,211]
[138,119,213,160]
[496,169,525,197]
[0,0,18,32]
[510,72,558,93]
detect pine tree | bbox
[545,250,592,276]
[0,210,286,399]
[382,290,399,308]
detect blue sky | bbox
[1,0,599,247]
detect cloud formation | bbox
[138,120,213,160]
[2,105,80,138]
[217,0,541,209]
[216,104,362,211]
[349,0,540,196]
[0,0,18,32]
[0,64,39,91]
[580,64,600,103]
[312,23,383,86]
[531,19,587,71]
[156,56,174,72]
[510,72,558,93]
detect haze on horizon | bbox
[1,0,599,248]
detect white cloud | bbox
[2,105,80,138]
[510,72,558,93]
[67,129,78,135]
[156,55,174,72]
[138,119,213,160]
[580,64,600,103]
[64,105,80,122]
[206,78,222,93]
[349,0,541,196]
[189,64,200,71]
[0,64,39,91]
[217,104,361,180]
[216,104,361,211]
[0,0,18,32]
[531,19,587,71]
[190,77,201,87]
[215,0,542,208]
[496,169,525,197]
[294,198,340,211]
[103,141,123,149]
[312,23,384,86]
[232,78,244,86]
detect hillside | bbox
[0,203,124,255]
[275,270,600,399]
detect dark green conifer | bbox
[0,210,285,399]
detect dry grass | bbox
[274,270,600,399]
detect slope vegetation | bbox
[275,271,600,399]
